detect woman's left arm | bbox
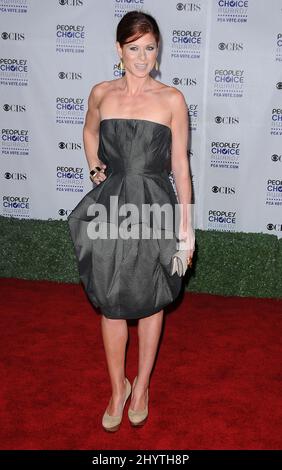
[170,88,195,254]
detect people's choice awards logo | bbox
[0,1,28,14]
[56,24,85,54]
[275,33,282,62]
[171,29,202,60]
[210,141,240,169]
[2,195,30,218]
[208,209,237,231]
[113,1,145,20]
[217,0,249,24]
[188,104,198,131]
[1,129,29,157]
[56,166,84,193]
[266,179,282,206]
[214,69,244,98]
[270,108,282,136]
[56,97,84,125]
[0,58,28,87]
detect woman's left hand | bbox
[177,224,195,263]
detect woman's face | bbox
[116,32,158,76]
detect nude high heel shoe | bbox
[102,377,131,432]
[128,376,149,427]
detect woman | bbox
[68,10,195,432]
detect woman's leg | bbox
[130,309,164,411]
[101,316,128,415]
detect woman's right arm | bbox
[83,83,107,184]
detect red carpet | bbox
[0,278,281,450]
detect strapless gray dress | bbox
[68,118,182,319]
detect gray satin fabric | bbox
[68,119,182,319]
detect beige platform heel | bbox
[128,376,149,427]
[102,377,131,432]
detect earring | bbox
[155,60,159,71]
[118,57,124,70]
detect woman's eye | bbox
[129,46,155,51]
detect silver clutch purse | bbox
[170,250,188,276]
[170,240,193,276]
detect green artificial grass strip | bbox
[0,216,79,283]
[0,216,281,298]
[186,230,279,298]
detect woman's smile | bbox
[135,63,147,69]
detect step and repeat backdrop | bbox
[0,0,281,237]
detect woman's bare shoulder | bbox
[153,80,186,102]
[161,83,186,99]
[89,78,122,98]
[165,85,188,111]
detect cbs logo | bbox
[58,0,83,5]
[267,223,282,231]
[271,154,282,162]
[58,208,71,216]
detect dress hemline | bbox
[99,298,178,320]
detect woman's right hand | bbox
[90,162,107,185]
